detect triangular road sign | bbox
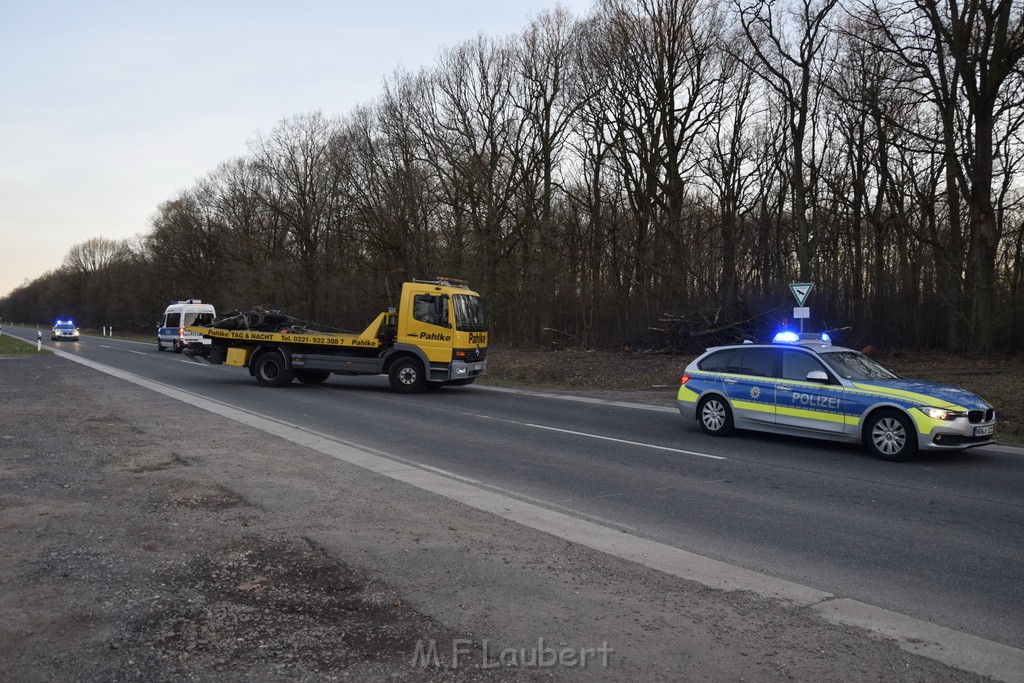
[789,283,814,307]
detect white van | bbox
[157,299,216,353]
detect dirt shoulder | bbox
[0,354,991,681]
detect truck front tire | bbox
[296,370,331,385]
[254,352,295,387]
[389,358,425,393]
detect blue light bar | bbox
[820,333,831,343]
[773,331,800,343]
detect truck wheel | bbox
[389,358,425,393]
[296,370,331,385]
[254,352,295,387]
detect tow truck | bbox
[186,279,487,393]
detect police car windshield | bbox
[820,351,899,381]
[56,324,75,330]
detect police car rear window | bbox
[733,348,776,377]
[698,350,736,372]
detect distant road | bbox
[5,324,1023,652]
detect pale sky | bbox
[0,0,593,298]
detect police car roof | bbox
[703,339,856,354]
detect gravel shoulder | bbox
[0,354,992,681]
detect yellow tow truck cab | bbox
[186,279,488,392]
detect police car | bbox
[50,320,80,341]
[677,332,997,461]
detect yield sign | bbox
[789,282,814,307]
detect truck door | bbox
[403,293,454,364]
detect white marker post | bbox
[37,330,41,352]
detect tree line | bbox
[3,0,1022,352]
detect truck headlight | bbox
[918,407,965,420]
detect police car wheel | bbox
[866,410,917,461]
[157,339,165,351]
[698,396,734,436]
[389,358,425,393]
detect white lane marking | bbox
[128,350,147,356]
[471,412,725,461]
[522,421,725,460]
[17,336,1024,680]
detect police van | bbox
[157,300,216,353]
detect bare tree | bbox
[860,0,1024,350]
[249,111,342,319]
[732,0,840,280]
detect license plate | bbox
[974,425,994,437]
[474,363,483,372]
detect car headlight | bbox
[918,406,965,420]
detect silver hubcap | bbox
[872,417,907,456]
[397,366,417,385]
[702,401,726,431]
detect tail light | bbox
[178,326,185,339]
[680,373,691,385]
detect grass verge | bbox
[0,333,50,355]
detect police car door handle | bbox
[778,385,793,392]
[724,378,737,385]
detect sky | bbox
[0,0,594,298]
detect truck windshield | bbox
[452,294,487,332]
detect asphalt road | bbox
[7,326,1023,652]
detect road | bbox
[6,325,1024,655]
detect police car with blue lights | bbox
[50,320,80,341]
[677,332,997,461]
